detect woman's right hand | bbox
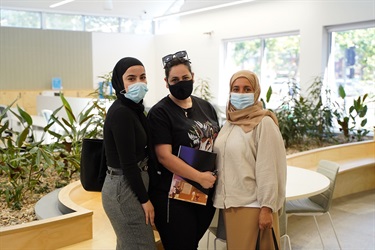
[141,200,155,226]
[198,171,217,189]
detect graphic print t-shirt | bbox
[147,95,220,192]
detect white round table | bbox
[286,166,330,200]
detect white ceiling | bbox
[0,0,240,20]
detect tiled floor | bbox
[286,190,375,250]
[202,190,375,250]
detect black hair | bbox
[111,57,143,96]
[164,57,192,79]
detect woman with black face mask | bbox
[147,51,220,249]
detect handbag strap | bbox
[256,228,279,250]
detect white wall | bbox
[90,0,374,108]
[91,33,158,107]
[153,0,374,106]
[153,33,221,103]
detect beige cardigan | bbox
[213,116,286,212]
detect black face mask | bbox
[168,80,193,100]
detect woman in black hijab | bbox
[102,57,156,249]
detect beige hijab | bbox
[226,70,279,133]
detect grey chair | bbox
[41,109,53,123]
[207,209,226,250]
[286,160,342,249]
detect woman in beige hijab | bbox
[213,70,287,250]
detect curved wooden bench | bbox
[0,181,162,250]
[0,197,93,250]
[286,140,375,198]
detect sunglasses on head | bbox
[162,50,189,67]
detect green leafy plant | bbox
[274,80,310,148]
[273,78,342,149]
[0,94,107,209]
[0,104,60,209]
[43,94,107,179]
[266,76,371,149]
[193,77,225,125]
[95,71,116,100]
[335,85,350,138]
[305,77,336,145]
[350,94,369,141]
[193,77,214,101]
[334,85,370,141]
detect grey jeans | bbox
[102,171,156,250]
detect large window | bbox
[85,16,119,33]
[0,9,41,28]
[325,22,375,132]
[0,8,152,35]
[120,18,153,34]
[44,13,83,31]
[221,33,300,108]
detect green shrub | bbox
[268,77,371,148]
[0,95,106,209]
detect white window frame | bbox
[323,20,375,133]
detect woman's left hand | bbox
[259,206,273,230]
[141,200,155,226]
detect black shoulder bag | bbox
[255,228,279,250]
[80,138,107,192]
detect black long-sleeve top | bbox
[103,99,149,203]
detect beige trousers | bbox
[224,207,280,250]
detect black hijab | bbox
[111,57,145,113]
[111,57,152,159]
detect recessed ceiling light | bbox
[153,0,256,21]
[50,0,75,8]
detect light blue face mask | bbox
[123,82,148,103]
[230,93,255,110]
